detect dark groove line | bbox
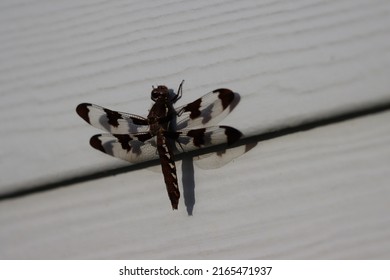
[1,100,390,202]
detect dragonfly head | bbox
[151,85,169,102]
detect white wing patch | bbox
[76,103,149,134]
[166,126,242,153]
[90,133,159,163]
[174,89,236,130]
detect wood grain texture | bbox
[1,0,390,260]
[0,0,390,191]
[0,110,389,259]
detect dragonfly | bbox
[76,81,241,210]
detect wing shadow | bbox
[174,91,253,215]
[180,142,257,215]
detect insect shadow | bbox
[167,90,256,215]
[179,141,257,216]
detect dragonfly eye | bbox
[151,90,160,101]
[151,86,169,101]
